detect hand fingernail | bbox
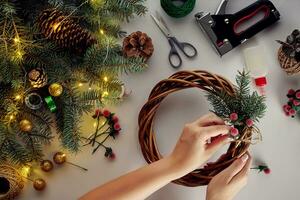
[241,154,249,163]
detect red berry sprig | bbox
[251,165,271,175]
[83,109,122,159]
[283,89,300,118]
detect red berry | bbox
[289,109,296,116]
[246,119,254,127]
[296,91,300,99]
[230,128,239,137]
[114,123,121,131]
[112,115,119,123]
[114,130,120,135]
[109,152,116,160]
[283,105,291,112]
[294,100,300,106]
[103,109,111,118]
[94,109,102,116]
[263,168,271,174]
[288,89,295,95]
[229,113,238,121]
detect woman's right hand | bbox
[206,153,252,200]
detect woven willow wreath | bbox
[138,70,266,187]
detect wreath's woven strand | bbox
[138,71,252,187]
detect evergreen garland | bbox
[0,0,147,166]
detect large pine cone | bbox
[37,8,96,54]
[123,31,154,60]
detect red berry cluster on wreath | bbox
[283,89,300,118]
[83,109,122,159]
[228,112,254,138]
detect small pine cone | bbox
[37,8,96,54]
[28,68,48,88]
[123,31,154,60]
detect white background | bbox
[17,0,300,200]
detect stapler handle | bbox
[231,0,280,38]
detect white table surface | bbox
[18,0,300,199]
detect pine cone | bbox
[281,29,300,61]
[28,68,48,88]
[123,31,154,60]
[37,8,96,54]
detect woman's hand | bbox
[206,153,252,200]
[167,113,231,177]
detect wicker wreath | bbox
[138,70,255,187]
[0,165,24,200]
[278,46,300,75]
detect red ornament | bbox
[229,113,238,121]
[263,168,271,174]
[288,89,295,96]
[246,119,254,127]
[103,109,111,118]
[230,127,239,137]
[114,123,121,131]
[112,115,119,123]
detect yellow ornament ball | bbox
[33,178,46,191]
[19,119,33,132]
[48,83,63,97]
[53,152,66,165]
[40,160,54,172]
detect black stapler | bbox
[195,0,280,56]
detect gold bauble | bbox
[33,178,46,191]
[19,119,33,132]
[40,160,54,172]
[48,83,63,97]
[53,152,66,165]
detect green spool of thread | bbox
[161,0,196,18]
[44,96,57,113]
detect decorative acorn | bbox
[48,83,63,97]
[28,68,48,88]
[33,178,46,191]
[123,31,154,60]
[53,152,88,171]
[19,119,33,132]
[277,29,300,75]
[40,160,54,172]
[37,8,96,54]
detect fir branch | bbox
[207,71,266,123]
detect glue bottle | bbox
[243,45,268,95]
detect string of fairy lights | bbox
[3,0,112,123]
[1,0,118,180]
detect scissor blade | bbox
[150,14,171,38]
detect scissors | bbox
[151,12,198,68]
